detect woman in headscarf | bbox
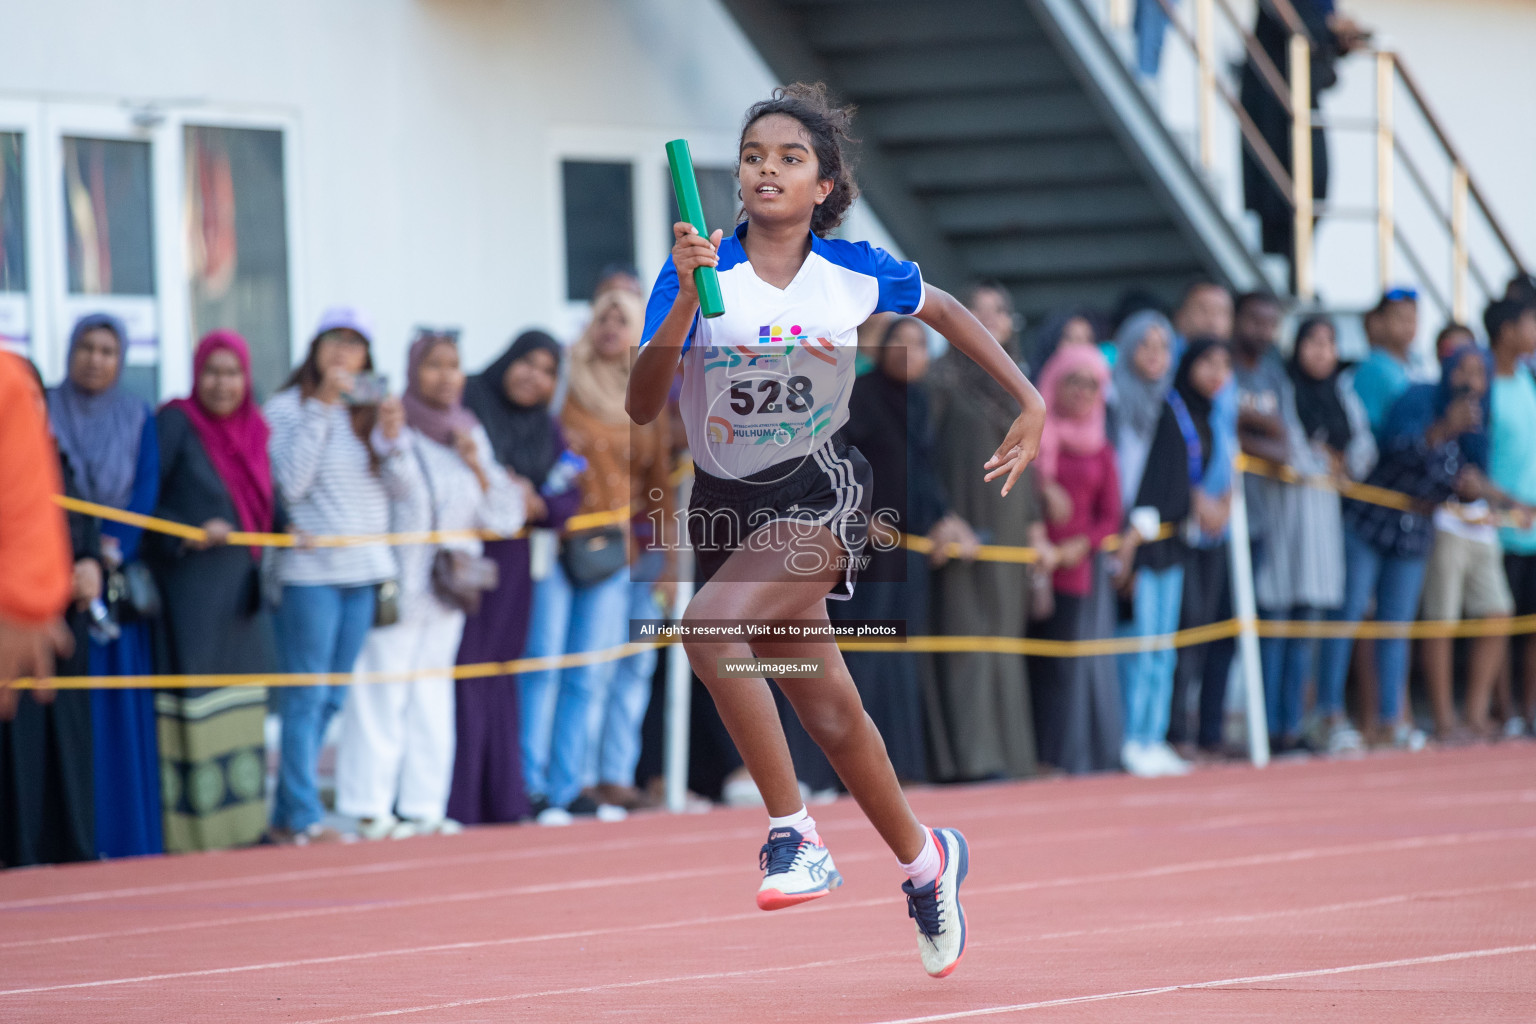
[1109,310,1192,777]
[265,307,414,845]
[923,282,1051,780]
[1267,317,1376,754]
[1029,307,1098,378]
[47,313,163,858]
[448,330,583,825]
[335,330,523,839]
[1111,310,1176,508]
[1317,345,1495,751]
[1030,344,1124,774]
[147,331,283,851]
[776,317,978,792]
[520,290,673,823]
[1167,339,1239,757]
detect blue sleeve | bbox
[104,412,161,564]
[641,258,697,352]
[864,243,925,316]
[1201,381,1237,497]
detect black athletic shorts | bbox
[688,434,874,600]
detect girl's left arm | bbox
[914,286,1045,497]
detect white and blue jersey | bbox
[642,222,925,481]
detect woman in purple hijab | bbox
[46,313,164,858]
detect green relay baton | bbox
[666,139,726,319]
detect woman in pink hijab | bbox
[149,330,283,852]
[1029,343,1126,775]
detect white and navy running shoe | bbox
[757,827,843,910]
[902,827,969,978]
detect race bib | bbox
[699,329,848,447]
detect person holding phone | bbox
[1317,346,1496,751]
[263,307,418,844]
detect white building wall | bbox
[0,0,897,393]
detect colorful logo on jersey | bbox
[707,416,734,443]
[758,324,810,344]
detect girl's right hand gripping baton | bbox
[666,139,726,319]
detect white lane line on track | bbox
[4,826,1534,998]
[859,944,1536,1024]
[6,762,1532,914]
[8,800,1535,952]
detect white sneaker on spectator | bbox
[356,816,415,841]
[1503,717,1528,740]
[1390,723,1427,752]
[1326,720,1365,755]
[409,817,464,836]
[1121,741,1158,778]
[595,803,627,823]
[536,806,574,827]
[1147,742,1192,776]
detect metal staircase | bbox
[722,0,1526,333]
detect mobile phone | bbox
[344,372,389,406]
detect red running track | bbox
[2,744,1534,1022]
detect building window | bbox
[62,137,156,296]
[185,125,292,400]
[563,160,634,302]
[1,132,25,293]
[664,165,739,246]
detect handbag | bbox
[416,447,500,615]
[107,561,162,623]
[560,525,627,586]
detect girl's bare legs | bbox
[682,520,926,862]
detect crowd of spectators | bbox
[4,264,1536,867]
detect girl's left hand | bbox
[984,404,1046,497]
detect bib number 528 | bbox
[729,376,815,416]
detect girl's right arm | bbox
[627,223,722,425]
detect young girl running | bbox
[627,84,1045,978]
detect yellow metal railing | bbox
[1090,0,1526,315]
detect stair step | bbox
[828,41,1070,99]
[861,91,1101,144]
[797,0,1035,53]
[960,226,1194,277]
[931,185,1167,234]
[899,139,1138,191]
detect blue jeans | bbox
[1117,565,1184,747]
[1260,606,1323,742]
[1316,528,1429,727]
[588,549,664,788]
[271,584,376,831]
[518,561,630,808]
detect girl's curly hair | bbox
[740,82,860,237]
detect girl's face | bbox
[196,347,246,418]
[591,305,635,361]
[415,341,464,409]
[738,113,832,229]
[1190,346,1232,400]
[1054,371,1100,419]
[1130,324,1171,383]
[1296,323,1338,381]
[503,347,558,408]
[882,321,929,383]
[1060,316,1095,350]
[316,329,369,375]
[69,327,121,394]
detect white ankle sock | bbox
[901,827,941,887]
[767,807,819,845]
